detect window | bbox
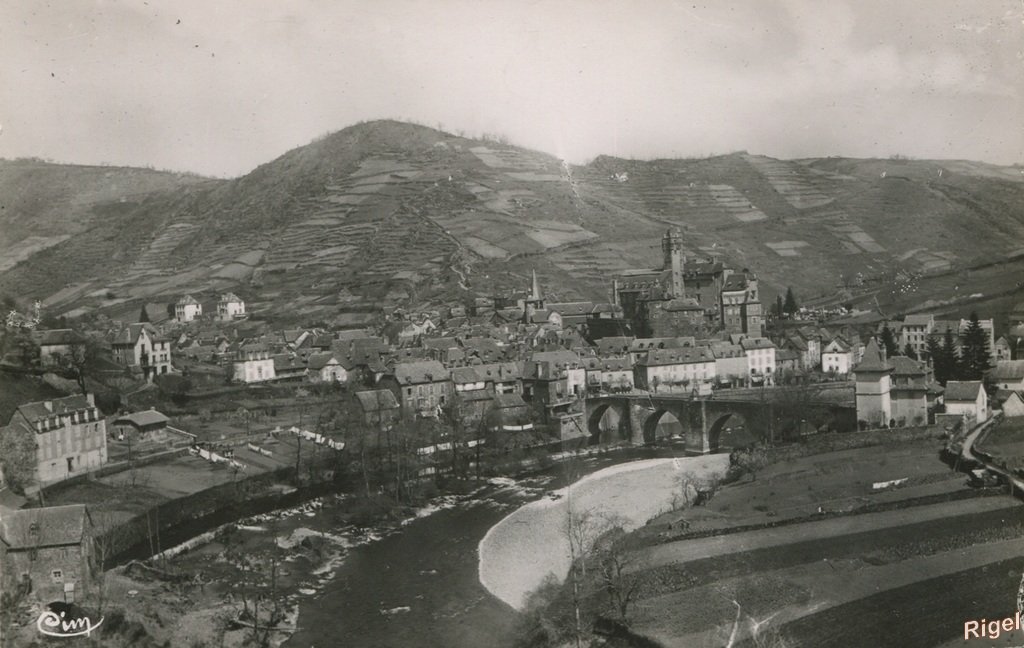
[51,570,63,583]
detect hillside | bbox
[1,120,1023,324]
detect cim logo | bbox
[36,602,104,638]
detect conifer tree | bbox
[960,312,992,381]
[783,288,798,316]
[880,324,898,359]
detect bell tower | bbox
[661,229,685,299]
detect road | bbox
[630,495,1021,572]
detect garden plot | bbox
[127,223,197,276]
[505,171,562,182]
[0,234,70,272]
[707,184,767,222]
[766,241,810,257]
[745,155,835,209]
[469,146,556,173]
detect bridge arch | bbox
[707,412,755,453]
[587,401,629,445]
[642,409,683,445]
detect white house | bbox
[175,295,203,323]
[307,353,346,383]
[740,337,777,382]
[821,338,854,375]
[635,347,716,393]
[111,323,172,381]
[943,381,988,424]
[232,345,276,383]
[2,394,108,486]
[217,293,246,320]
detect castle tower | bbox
[853,338,893,427]
[661,229,685,299]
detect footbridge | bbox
[585,391,856,453]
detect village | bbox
[0,223,1019,638]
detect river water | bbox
[284,447,717,648]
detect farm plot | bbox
[122,223,197,278]
[745,154,835,209]
[765,240,810,257]
[707,184,767,222]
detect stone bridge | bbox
[585,393,856,453]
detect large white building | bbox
[232,345,275,383]
[634,347,716,392]
[217,293,246,320]
[1,394,108,486]
[175,295,203,323]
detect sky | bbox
[0,0,1021,178]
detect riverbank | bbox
[479,454,730,610]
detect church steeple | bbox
[524,269,545,323]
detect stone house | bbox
[0,504,96,604]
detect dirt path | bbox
[631,495,1021,571]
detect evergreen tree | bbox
[924,335,942,378]
[902,343,917,360]
[960,312,992,380]
[938,326,959,385]
[139,304,150,323]
[880,324,898,359]
[783,287,798,316]
[774,295,784,320]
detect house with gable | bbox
[175,295,203,323]
[111,323,172,381]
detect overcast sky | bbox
[1,0,1021,177]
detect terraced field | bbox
[5,121,1024,321]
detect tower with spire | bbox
[523,270,545,323]
[853,338,893,428]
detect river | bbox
[284,446,722,648]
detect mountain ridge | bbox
[2,119,1023,326]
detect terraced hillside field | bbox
[2,121,1023,322]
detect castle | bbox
[610,229,762,338]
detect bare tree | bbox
[597,543,641,624]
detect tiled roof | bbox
[393,360,450,384]
[493,393,527,409]
[740,337,776,351]
[990,360,1024,381]
[944,380,983,401]
[32,328,86,346]
[355,389,399,413]
[114,409,169,428]
[853,339,891,373]
[451,366,483,384]
[0,504,91,548]
[306,353,339,370]
[638,347,715,367]
[16,395,93,423]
